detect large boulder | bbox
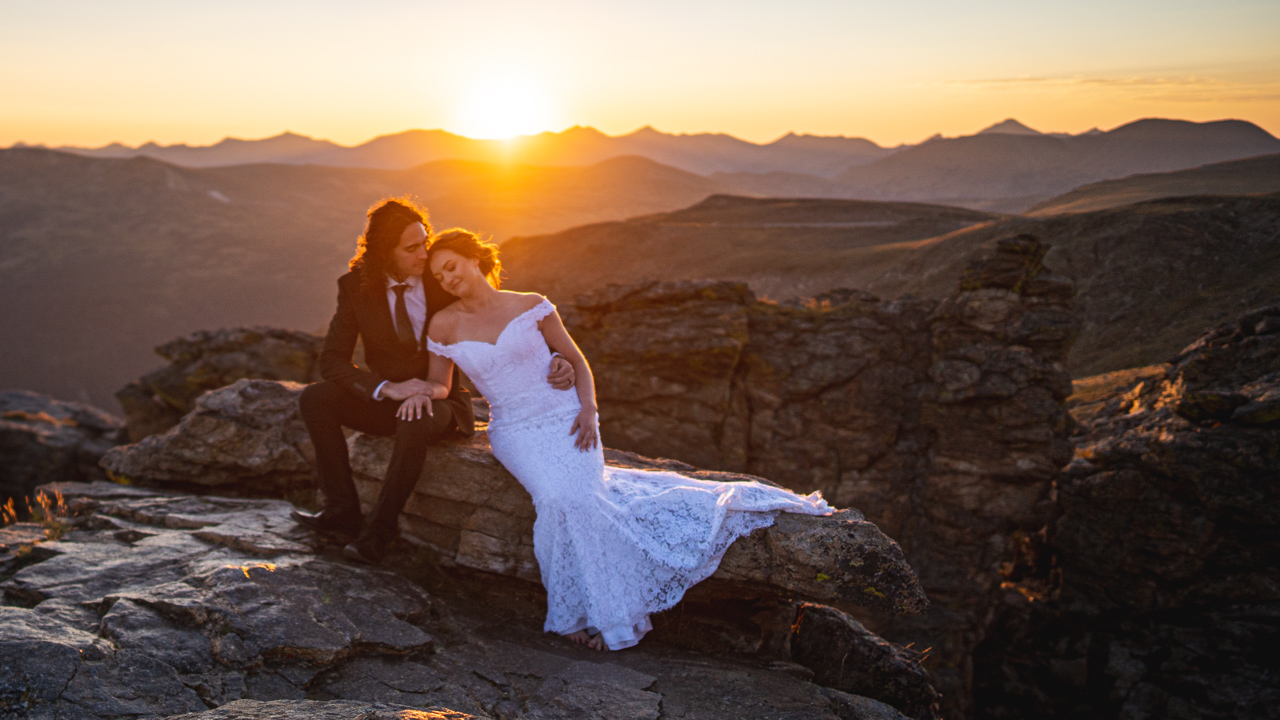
[116,327,324,442]
[976,305,1280,719]
[0,390,123,504]
[100,379,314,497]
[0,481,937,720]
[348,433,928,617]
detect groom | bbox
[293,198,574,563]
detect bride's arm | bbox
[396,353,453,421]
[539,307,599,451]
[396,317,455,421]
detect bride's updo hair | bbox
[428,229,503,288]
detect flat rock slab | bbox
[1,483,441,719]
[166,699,477,719]
[1,481,937,720]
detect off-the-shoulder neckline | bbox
[428,297,553,349]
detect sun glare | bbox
[455,73,558,140]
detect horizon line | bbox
[11,115,1271,153]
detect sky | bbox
[2,0,1279,148]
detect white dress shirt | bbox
[373,274,427,400]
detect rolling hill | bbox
[501,196,1000,303]
[504,193,1280,377]
[1026,152,1280,215]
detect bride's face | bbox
[430,248,483,297]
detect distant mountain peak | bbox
[977,119,1043,136]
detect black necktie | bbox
[391,283,417,351]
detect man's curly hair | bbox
[349,198,432,295]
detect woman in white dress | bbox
[396,229,832,651]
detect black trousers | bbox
[299,380,456,547]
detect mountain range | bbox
[37,119,1280,212]
[4,119,1280,410]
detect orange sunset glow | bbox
[3,0,1278,148]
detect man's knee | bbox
[299,381,344,421]
[395,401,453,441]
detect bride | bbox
[397,229,833,651]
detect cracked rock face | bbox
[976,305,1280,720]
[563,237,1080,719]
[1,481,934,720]
[0,390,124,504]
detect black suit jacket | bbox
[318,269,475,436]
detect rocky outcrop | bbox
[975,305,1280,719]
[116,328,324,442]
[566,235,1079,718]
[0,390,124,504]
[92,378,937,716]
[102,379,926,618]
[91,237,1076,718]
[100,379,315,497]
[0,481,931,720]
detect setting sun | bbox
[454,72,559,140]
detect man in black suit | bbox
[293,198,573,563]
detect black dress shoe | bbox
[342,540,384,565]
[290,509,363,536]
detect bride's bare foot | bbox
[586,633,608,651]
[564,630,592,646]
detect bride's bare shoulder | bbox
[427,305,461,343]
[499,290,549,313]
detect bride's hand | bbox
[569,408,598,451]
[396,394,434,421]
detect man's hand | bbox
[380,379,429,401]
[548,355,576,390]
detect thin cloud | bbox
[944,74,1223,88]
[937,73,1280,103]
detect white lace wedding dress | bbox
[427,297,832,650]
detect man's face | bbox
[390,222,428,279]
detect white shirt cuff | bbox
[373,380,389,400]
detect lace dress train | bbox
[428,298,832,650]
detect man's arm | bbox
[317,277,385,399]
[548,353,575,390]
